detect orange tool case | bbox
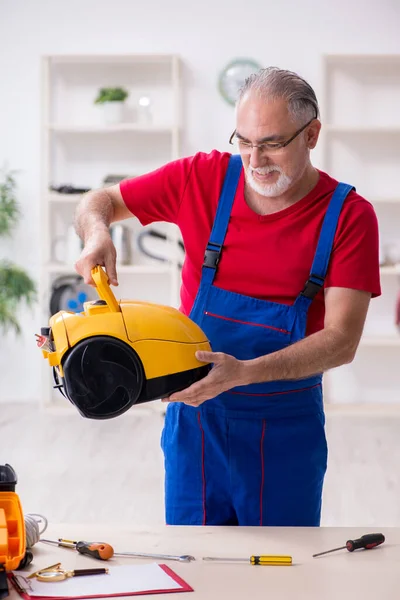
[0,465,26,598]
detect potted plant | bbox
[0,168,36,334]
[94,87,129,124]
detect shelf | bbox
[324,54,400,65]
[360,336,400,347]
[47,124,175,134]
[47,191,135,203]
[46,263,172,275]
[380,265,400,275]
[325,125,400,134]
[48,192,84,203]
[324,403,400,417]
[47,54,178,65]
[370,197,400,204]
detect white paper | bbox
[13,563,185,598]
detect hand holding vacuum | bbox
[75,228,118,287]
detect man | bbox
[75,67,380,527]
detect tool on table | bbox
[312,533,385,558]
[203,554,292,566]
[0,464,30,599]
[112,551,195,563]
[33,563,108,582]
[40,539,114,560]
[40,538,195,563]
[28,563,62,579]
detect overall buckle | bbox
[301,274,325,300]
[203,244,222,269]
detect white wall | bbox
[1,0,400,402]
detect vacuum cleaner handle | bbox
[91,266,120,313]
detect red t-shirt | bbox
[120,150,381,335]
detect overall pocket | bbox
[202,309,292,359]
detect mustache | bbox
[248,165,283,175]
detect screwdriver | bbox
[203,554,292,566]
[40,538,114,560]
[40,539,194,562]
[313,533,385,558]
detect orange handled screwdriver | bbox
[40,538,114,560]
[313,533,385,558]
[75,541,114,560]
[40,539,194,562]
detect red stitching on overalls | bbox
[204,311,291,335]
[197,412,206,526]
[230,383,321,397]
[260,420,266,526]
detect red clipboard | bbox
[8,564,193,598]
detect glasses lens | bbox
[236,140,252,154]
[234,138,284,156]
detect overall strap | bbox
[201,154,243,285]
[296,182,355,306]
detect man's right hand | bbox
[75,229,118,287]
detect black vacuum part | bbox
[61,336,145,420]
[16,550,33,570]
[0,565,8,600]
[0,464,17,492]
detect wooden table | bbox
[9,524,400,599]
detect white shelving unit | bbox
[40,54,183,410]
[321,54,400,405]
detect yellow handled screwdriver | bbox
[203,555,292,566]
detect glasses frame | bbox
[229,114,318,153]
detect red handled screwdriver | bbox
[313,533,385,558]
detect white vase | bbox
[102,101,124,125]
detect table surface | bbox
[10,524,400,600]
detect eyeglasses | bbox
[229,115,317,156]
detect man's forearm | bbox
[74,189,114,242]
[242,326,359,384]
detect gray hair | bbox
[238,67,319,123]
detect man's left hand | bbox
[163,351,247,407]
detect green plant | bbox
[0,168,36,334]
[94,87,129,104]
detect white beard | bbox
[246,165,293,197]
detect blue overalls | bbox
[161,155,354,527]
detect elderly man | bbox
[75,67,380,527]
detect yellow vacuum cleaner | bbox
[38,266,211,419]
